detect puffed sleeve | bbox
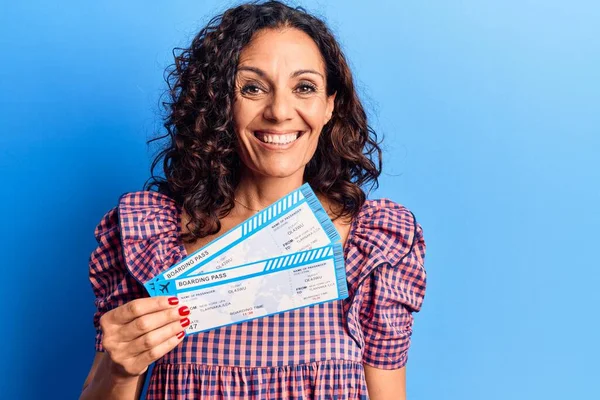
[344,200,427,370]
[88,206,146,352]
[359,221,426,369]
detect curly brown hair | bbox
[145,0,382,243]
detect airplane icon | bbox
[159,282,171,294]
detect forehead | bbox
[237,28,326,73]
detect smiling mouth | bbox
[253,131,304,145]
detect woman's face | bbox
[233,28,336,180]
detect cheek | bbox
[232,102,245,130]
[297,98,328,126]
[233,98,258,131]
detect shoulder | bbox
[351,198,423,262]
[92,190,183,284]
[345,198,425,289]
[357,198,419,228]
[93,191,179,237]
[117,190,177,207]
[116,190,179,239]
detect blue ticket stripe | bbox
[302,184,340,242]
[261,245,335,273]
[240,187,302,236]
[333,244,348,299]
[241,187,307,236]
[171,243,343,295]
[263,246,334,272]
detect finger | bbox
[127,318,189,357]
[131,326,186,368]
[111,296,179,325]
[120,304,189,341]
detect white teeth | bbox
[256,132,299,145]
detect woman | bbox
[80,1,427,399]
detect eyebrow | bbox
[237,66,324,80]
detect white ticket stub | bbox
[144,184,340,296]
[164,244,347,334]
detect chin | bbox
[261,169,301,179]
[254,163,305,179]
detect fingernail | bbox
[168,297,179,306]
[180,317,190,328]
[178,306,190,316]
[176,331,185,340]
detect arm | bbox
[364,365,406,400]
[356,207,426,400]
[83,208,186,399]
[80,297,187,400]
[80,353,145,400]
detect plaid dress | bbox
[89,191,427,399]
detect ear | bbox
[325,92,337,124]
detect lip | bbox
[251,130,305,150]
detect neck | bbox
[234,169,305,211]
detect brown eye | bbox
[295,83,317,94]
[241,84,264,95]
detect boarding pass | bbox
[160,243,347,334]
[144,184,340,296]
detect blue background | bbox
[1,1,598,398]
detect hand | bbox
[99,296,190,378]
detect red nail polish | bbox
[168,297,179,306]
[180,317,190,328]
[176,331,185,340]
[178,306,190,316]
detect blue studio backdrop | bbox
[1,1,598,399]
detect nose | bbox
[263,88,294,122]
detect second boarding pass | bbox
[161,244,348,334]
